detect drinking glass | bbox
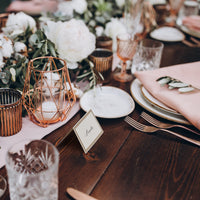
[113,33,138,82]
[6,140,59,200]
[177,0,199,24]
[124,0,144,37]
[131,39,164,73]
[167,0,185,25]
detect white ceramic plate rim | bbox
[141,86,181,116]
[130,79,190,125]
[80,86,135,119]
[150,27,185,42]
[179,24,200,39]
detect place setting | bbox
[149,0,200,47]
[0,0,200,199]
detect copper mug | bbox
[89,48,113,83]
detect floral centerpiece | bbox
[40,0,126,51]
[0,12,97,95]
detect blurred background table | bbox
[1,40,200,200]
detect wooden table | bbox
[1,41,200,200]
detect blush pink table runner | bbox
[134,61,200,130]
[0,102,80,168]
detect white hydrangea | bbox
[2,12,36,39]
[0,34,14,58]
[44,19,95,67]
[115,0,125,8]
[104,18,127,51]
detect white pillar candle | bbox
[35,101,60,121]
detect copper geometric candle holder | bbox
[22,56,76,127]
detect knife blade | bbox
[66,187,98,200]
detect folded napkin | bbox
[182,15,200,32]
[134,61,200,129]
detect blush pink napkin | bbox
[182,15,200,32]
[134,61,200,129]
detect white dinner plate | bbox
[178,24,200,39]
[130,79,190,125]
[176,17,200,39]
[141,86,181,116]
[150,26,185,42]
[80,86,135,118]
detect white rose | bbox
[0,58,5,69]
[14,42,27,53]
[57,1,74,18]
[0,34,14,58]
[72,0,87,14]
[44,21,63,46]
[115,0,125,8]
[45,19,96,64]
[2,12,36,39]
[95,26,104,37]
[104,18,127,51]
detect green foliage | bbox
[77,0,124,33]
[0,29,59,91]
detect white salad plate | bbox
[150,26,185,42]
[130,79,190,125]
[141,86,181,116]
[80,86,135,118]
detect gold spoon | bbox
[66,187,98,200]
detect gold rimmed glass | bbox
[113,33,138,82]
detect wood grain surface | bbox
[1,40,200,200]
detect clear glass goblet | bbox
[167,0,185,26]
[113,33,138,82]
[124,0,144,37]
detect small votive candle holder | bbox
[89,48,113,83]
[0,88,22,136]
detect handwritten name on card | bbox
[73,110,104,154]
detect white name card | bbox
[73,110,104,154]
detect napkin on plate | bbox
[134,61,200,129]
[182,15,200,32]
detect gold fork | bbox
[124,116,200,147]
[140,112,200,136]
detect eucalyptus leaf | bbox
[178,87,194,93]
[156,76,171,86]
[168,82,189,88]
[157,75,198,93]
[48,41,57,57]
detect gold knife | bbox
[66,187,98,200]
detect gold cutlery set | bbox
[124,112,200,147]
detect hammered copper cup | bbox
[0,88,22,136]
[89,48,113,83]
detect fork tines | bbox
[124,116,144,132]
